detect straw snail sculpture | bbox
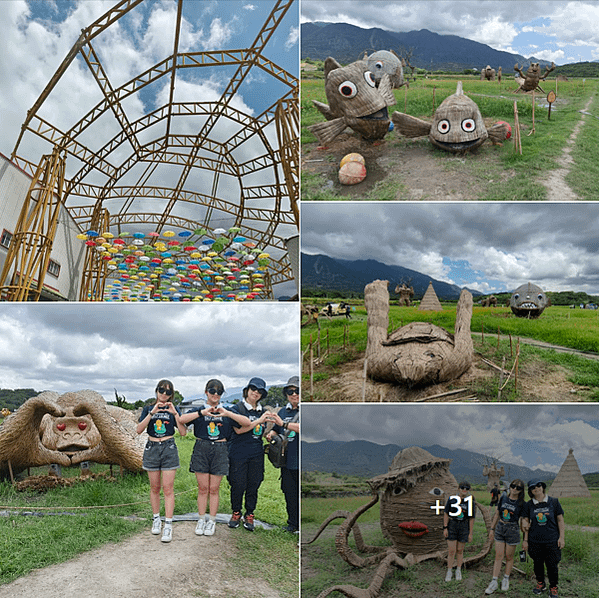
[391,81,510,152]
[364,280,474,387]
[309,57,396,146]
[0,390,146,477]
[303,446,492,598]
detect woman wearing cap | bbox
[179,379,250,537]
[443,480,475,582]
[227,377,274,531]
[485,479,526,594]
[267,376,300,532]
[137,379,187,543]
[522,479,565,598]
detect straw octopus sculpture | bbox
[0,390,146,477]
[303,447,492,598]
[365,280,473,387]
[391,81,509,152]
[309,57,396,145]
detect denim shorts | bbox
[447,519,470,543]
[142,438,180,471]
[494,520,521,545]
[189,439,229,476]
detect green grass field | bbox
[301,304,599,400]
[302,490,599,598]
[302,74,599,200]
[0,433,298,594]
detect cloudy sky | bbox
[301,0,599,64]
[301,203,599,295]
[302,403,599,474]
[0,302,299,403]
[0,0,299,157]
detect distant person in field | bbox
[443,480,475,582]
[522,479,565,598]
[490,483,500,506]
[485,479,526,594]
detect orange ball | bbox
[339,161,367,185]
[340,153,365,168]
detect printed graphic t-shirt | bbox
[139,404,181,438]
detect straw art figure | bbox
[364,49,408,89]
[391,82,510,153]
[304,446,493,598]
[0,390,146,477]
[509,282,548,318]
[514,62,556,93]
[481,295,498,307]
[364,280,473,387]
[394,282,414,306]
[483,461,505,490]
[481,65,496,81]
[309,57,396,145]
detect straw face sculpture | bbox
[392,81,509,152]
[364,279,473,387]
[303,446,492,598]
[309,57,396,145]
[0,390,146,476]
[510,282,548,318]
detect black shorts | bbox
[142,438,180,471]
[189,438,229,476]
[447,519,470,543]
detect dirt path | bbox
[544,96,594,200]
[0,519,284,598]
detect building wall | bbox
[0,153,85,300]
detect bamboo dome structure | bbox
[0,0,298,301]
[548,448,591,498]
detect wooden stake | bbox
[8,460,15,484]
[309,335,314,399]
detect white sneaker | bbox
[501,577,510,591]
[485,579,498,594]
[455,568,462,581]
[151,517,162,535]
[161,524,173,543]
[195,518,206,535]
[445,570,453,582]
[204,519,216,536]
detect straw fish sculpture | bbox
[391,81,509,152]
[309,57,396,145]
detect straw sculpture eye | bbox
[461,118,476,132]
[437,119,450,134]
[428,487,444,496]
[375,61,384,70]
[338,81,357,97]
[363,71,376,87]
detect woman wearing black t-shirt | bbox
[179,379,250,537]
[137,379,187,543]
[485,479,526,594]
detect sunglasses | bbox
[284,388,299,396]
[533,482,544,489]
[248,384,262,392]
[157,387,173,396]
[207,388,223,396]
[459,485,470,490]
[510,484,523,491]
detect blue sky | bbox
[301,1,599,64]
[302,404,599,474]
[0,0,299,156]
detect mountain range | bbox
[301,253,483,299]
[301,22,553,72]
[301,439,559,484]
